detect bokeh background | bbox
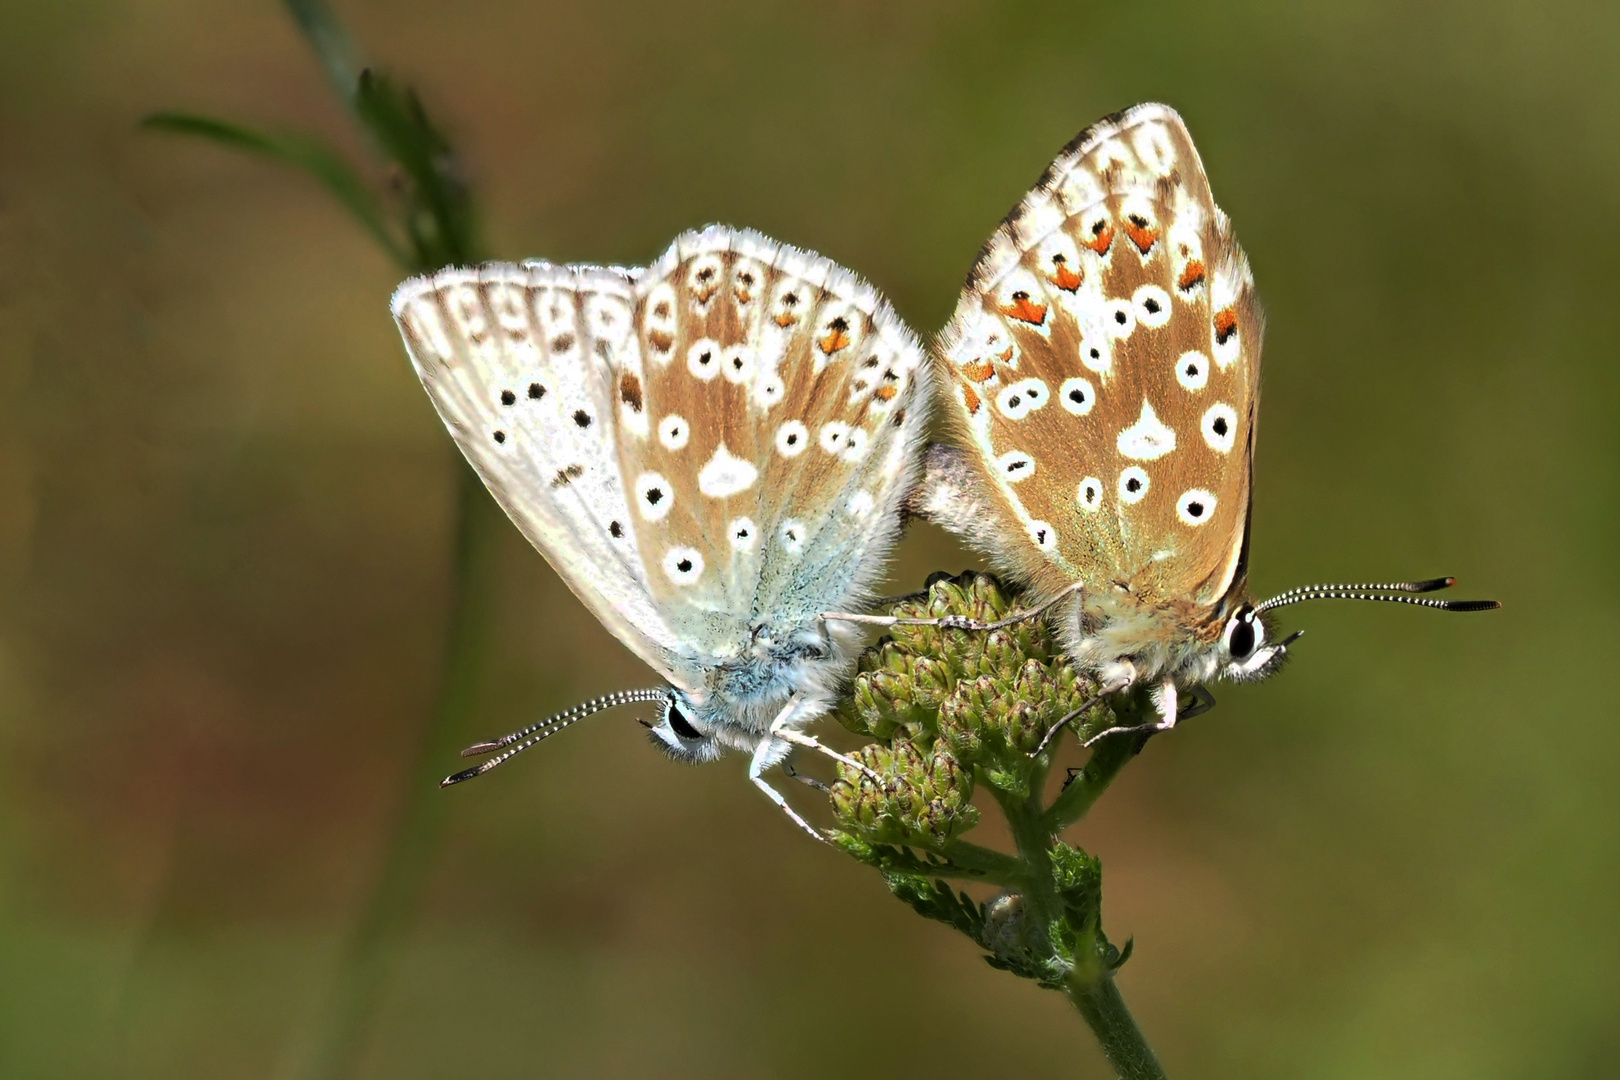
[2,0,1616,1077]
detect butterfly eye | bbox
[667,702,703,741]
[1226,609,1258,660]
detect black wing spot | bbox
[1126,477,1142,493]
[1144,297,1161,314]
[573,409,592,428]
[500,389,516,406]
[1114,309,1128,325]
[1213,417,1229,436]
[645,487,663,505]
[528,382,545,400]
[609,521,623,538]
[1187,501,1205,518]
[492,430,506,444]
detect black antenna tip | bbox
[442,766,484,787]
[461,739,505,757]
[1409,577,1457,593]
[1442,599,1501,612]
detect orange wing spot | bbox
[998,345,1015,363]
[1177,260,1207,291]
[1082,225,1114,254]
[963,385,982,414]
[774,313,798,328]
[1049,263,1083,292]
[694,285,719,303]
[962,359,996,383]
[619,374,643,413]
[1214,307,1239,345]
[874,384,898,401]
[1000,292,1047,325]
[1124,217,1159,254]
[647,330,674,353]
[817,323,852,354]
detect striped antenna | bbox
[442,687,670,787]
[1255,577,1500,615]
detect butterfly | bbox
[390,226,932,836]
[889,103,1497,747]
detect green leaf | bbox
[141,111,408,268]
[281,0,362,109]
[352,70,481,268]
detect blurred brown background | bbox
[2,0,1616,1077]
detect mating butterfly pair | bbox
[391,104,1495,838]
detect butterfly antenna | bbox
[442,688,669,787]
[1255,577,1500,615]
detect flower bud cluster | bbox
[829,739,979,846]
[835,572,1111,800]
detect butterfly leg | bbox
[782,759,830,793]
[766,699,888,787]
[1179,684,1216,721]
[821,580,1085,633]
[1031,672,1133,757]
[749,740,827,843]
[1081,675,1182,748]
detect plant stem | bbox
[1066,972,1168,1080]
[299,472,501,1080]
[1044,731,1143,832]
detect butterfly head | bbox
[1216,601,1297,683]
[641,688,730,764]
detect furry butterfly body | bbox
[392,226,932,833]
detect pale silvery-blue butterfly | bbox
[391,226,931,836]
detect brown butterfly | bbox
[845,103,1497,747]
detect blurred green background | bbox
[2,0,1616,1076]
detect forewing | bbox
[936,103,1260,608]
[620,226,932,644]
[392,264,691,684]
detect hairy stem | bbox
[1067,972,1169,1080]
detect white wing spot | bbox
[1177,489,1217,526]
[819,421,851,454]
[1116,399,1177,461]
[729,516,758,551]
[1077,477,1104,512]
[698,442,759,499]
[663,546,705,585]
[1027,520,1057,551]
[997,378,1050,420]
[635,472,674,521]
[1104,299,1136,339]
[722,345,756,385]
[1059,377,1095,415]
[1082,338,1111,375]
[775,420,809,457]
[780,519,806,555]
[997,451,1036,482]
[842,427,870,462]
[1202,403,1237,453]
[658,414,690,450]
[846,490,875,518]
[1176,351,1210,391]
[687,338,721,381]
[1119,466,1150,504]
[755,374,785,409]
[1133,284,1172,329]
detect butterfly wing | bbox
[393,262,696,684]
[935,103,1261,611]
[616,226,931,649]
[393,228,931,689]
